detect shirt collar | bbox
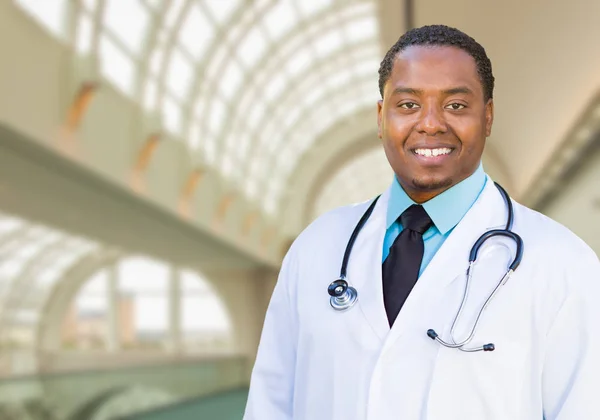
[386,162,487,235]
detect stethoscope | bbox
[327,182,523,353]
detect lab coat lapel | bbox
[384,177,503,347]
[346,186,391,341]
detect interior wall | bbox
[540,141,600,256]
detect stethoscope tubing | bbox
[328,181,524,353]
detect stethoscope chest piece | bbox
[328,279,358,311]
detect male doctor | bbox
[244,25,600,420]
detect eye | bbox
[446,103,466,110]
[399,102,420,109]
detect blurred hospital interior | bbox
[0,0,599,418]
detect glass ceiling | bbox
[312,146,393,221]
[15,0,382,217]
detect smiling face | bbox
[377,45,494,203]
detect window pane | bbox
[162,97,182,135]
[237,27,267,68]
[16,0,67,39]
[208,99,226,133]
[76,13,94,55]
[314,29,343,59]
[166,49,194,101]
[204,0,240,25]
[297,0,331,17]
[178,4,214,61]
[286,47,312,77]
[149,46,164,76]
[104,0,149,55]
[346,16,377,43]
[219,61,243,100]
[99,36,135,96]
[262,0,296,41]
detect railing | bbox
[0,355,250,420]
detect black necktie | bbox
[382,204,433,327]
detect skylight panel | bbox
[208,98,226,133]
[345,16,377,43]
[204,0,240,25]
[149,46,165,76]
[76,14,94,55]
[353,59,379,78]
[179,4,214,61]
[264,73,286,101]
[297,0,332,18]
[314,29,344,59]
[99,36,135,96]
[16,0,67,39]
[262,0,296,41]
[238,27,268,68]
[285,47,312,77]
[166,49,194,101]
[246,101,266,131]
[104,0,149,56]
[219,61,243,100]
[162,96,182,135]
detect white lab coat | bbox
[244,176,600,420]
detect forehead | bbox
[388,45,482,94]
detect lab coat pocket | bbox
[425,269,530,420]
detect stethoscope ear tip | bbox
[427,329,438,340]
[483,343,495,351]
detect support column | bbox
[166,266,182,354]
[106,262,120,352]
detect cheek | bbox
[383,111,412,143]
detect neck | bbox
[404,187,449,204]
[398,171,476,204]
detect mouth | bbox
[410,147,455,165]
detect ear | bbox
[377,100,383,139]
[485,99,494,137]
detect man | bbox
[244,25,600,420]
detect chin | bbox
[411,176,454,191]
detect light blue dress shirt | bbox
[382,163,487,276]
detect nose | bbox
[415,105,448,136]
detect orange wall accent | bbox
[242,212,258,236]
[130,133,161,194]
[59,82,98,157]
[215,193,236,225]
[178,169,204,218]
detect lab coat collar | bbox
[346,185,392,342]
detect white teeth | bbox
[414,148,452,157]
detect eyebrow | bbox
[442,87,474,95]
[390,86,474,96]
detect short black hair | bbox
[378,24,494,101]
